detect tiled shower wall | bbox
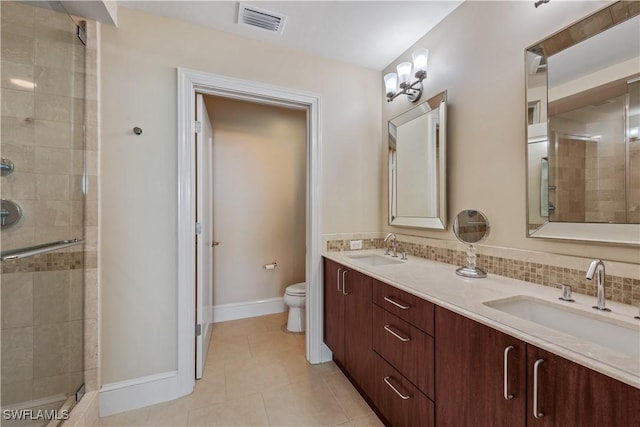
[325,234,640,307]
[0,0,99,407]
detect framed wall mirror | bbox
[389,90,447,229]
[525,1,640,245]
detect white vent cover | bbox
[238,3,287,34]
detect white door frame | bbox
[177,67,331,392]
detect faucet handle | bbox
[557,283,574,302]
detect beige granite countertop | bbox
[323,249,640,389]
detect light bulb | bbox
[412,48,429,80]
[396,62,412,89]
[384,73,398,97]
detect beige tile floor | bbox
[94,312,384,427]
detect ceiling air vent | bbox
[238,3,287,34]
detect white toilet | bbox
[284,282,306,332]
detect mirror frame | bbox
[389,90,447,230]
[525,1,640,246]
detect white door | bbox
[195,93,214,379]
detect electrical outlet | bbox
[350,240,363,250]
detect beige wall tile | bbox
[2,172,35,199]
[35,147,72,174]
[69,319,84,372]
[2,88,34,118]
[35,173,69,200]
[1,272,33,329]
[35,226,72,245]
[35,119,71,148]
[33,270,70,325]
[35,93,70,122]
[1,2,35,37]
[2,116,35,146]
[1,326,34,384]
[1,32,34,65]
[35,66,73,97]
[33,322,69,378]
[72,72,86,100]
[35,200,72,227]
[1,61,35,91]
[33,373,70,400]
[84,318,98,371]
[1,143,35,173]
[34,39,73,70]
[69,269,85,321]
[0,380,33,406]
[1,225,35,251]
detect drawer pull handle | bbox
[336,268,343,293]
[383,324,411,342]
[383,296,411,310]
[342,270,349,295]
[503,345,514,400]
[533,359,545,419]
[383,376,411,400]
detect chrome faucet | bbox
[383,233,398,257]
[586,259,610,312]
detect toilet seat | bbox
[286,282,306,296]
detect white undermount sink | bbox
[347,254,405,266]
[484,296,640,360]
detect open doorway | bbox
[177,68,329,393]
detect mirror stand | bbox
[453,209,490,279]
[456,244,487,278]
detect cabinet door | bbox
[323,258,345,362]
[344,269,374,396]
[527,345,640,427]
[435,307,526,427]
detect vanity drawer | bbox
[373,305,434,400]
[373,280,434,335]
[373,352,434,427]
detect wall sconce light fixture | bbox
[384,48,429,103]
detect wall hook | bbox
[133,127,143,135]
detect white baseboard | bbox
[99,371,187,417]
[212,297,286,323]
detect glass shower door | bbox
[1,1,87,425]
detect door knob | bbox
[211,241,220,247]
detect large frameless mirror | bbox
[389,90,447,229]
[525,1,640,245]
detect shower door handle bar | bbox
[1,238,84,261]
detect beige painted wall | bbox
[381,1,639,263]
[100,7,381,383]
[204,96,306,305]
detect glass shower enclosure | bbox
[1,1,87,425]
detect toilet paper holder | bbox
[263,262,277,270]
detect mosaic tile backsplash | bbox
[326,238,640,307]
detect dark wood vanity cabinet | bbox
[436,306,640,427]
[435,306,527,427]
[526,345,640,427]
[372,280,435,426]
[323,258,375,396]
[324,257,639,427]
[373,353,435,427]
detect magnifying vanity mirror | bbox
[525,1,640,245]
[453,209,490,278]
[389,91,447,229]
